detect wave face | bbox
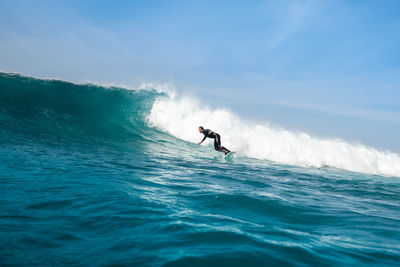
[0,73,159,144]
[1,72,400,266]
[148,94,400,177]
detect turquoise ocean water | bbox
[1,73,399,266]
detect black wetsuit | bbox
[201,129,230,155]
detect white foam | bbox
[138,82,176,96]
[147,93,400,177]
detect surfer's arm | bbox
[198,136,206,145]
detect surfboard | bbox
[224,151,235,160]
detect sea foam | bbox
[147,93,400,177]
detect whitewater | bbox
[147,93,400,178]
[1,72,400,266]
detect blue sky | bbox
[1,0,399,151]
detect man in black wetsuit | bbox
[198,126,231,156]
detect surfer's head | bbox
[198,126,204,133]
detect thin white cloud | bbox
[266,0,321,51]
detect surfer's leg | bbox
[214,136,220,151]
[214,134,223,153]
[219,146,230,155]
[215,134,221,146]
[217,135,231,155]
[221,146,230,154]
[214,134,230,155]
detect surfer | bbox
[198,126,231,156]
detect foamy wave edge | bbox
[147,93,400,178]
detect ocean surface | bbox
[1,72,400,266]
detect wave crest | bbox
[147,94,400,177]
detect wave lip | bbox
[147,94,400,178]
